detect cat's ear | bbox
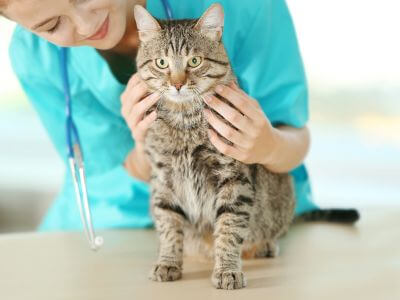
[134,5,161,42]
[194,3,224,41]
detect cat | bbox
[133,3,295,290]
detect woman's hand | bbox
[203,82,311,173]
[121,73,160,182]
[203,82,280,165]
[120,73,160,144]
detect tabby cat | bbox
[133,3,295,290]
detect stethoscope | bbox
[59,0,173,251]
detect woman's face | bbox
[3,0,137,49]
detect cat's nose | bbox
[174,83,183,91]
[170,71,187,92]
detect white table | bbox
[0,208,399,300]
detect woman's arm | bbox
[261,125,310,173]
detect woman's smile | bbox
[2,0,143,50]
[87,14,109,40]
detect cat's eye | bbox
[188,56,202,68]
[155,58,169,69]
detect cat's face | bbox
[134,4,232,104]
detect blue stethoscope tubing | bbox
[60,47,104,251]
[59,0,173,250]
[161,0,173,19]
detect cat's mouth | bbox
[164,86,200,103]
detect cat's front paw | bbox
[211,270,247,290]
[149,264,182,282]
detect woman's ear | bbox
[133,5,161,42]
[194,3,224,41]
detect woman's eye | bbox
[188,56,202,68]
[155,58,169,69]
[46,18,60,34]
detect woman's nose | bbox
[72,10,97,38]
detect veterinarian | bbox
[2,0,319,231]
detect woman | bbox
[2,0,319,231]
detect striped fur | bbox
[134,4,295,289]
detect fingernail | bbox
[215,85,223,93]
[152,92,160,98]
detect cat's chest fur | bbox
[144,108,234,227]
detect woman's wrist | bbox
[260,127,281,166]
[260,125,310,174]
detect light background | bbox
[0,0,399,232]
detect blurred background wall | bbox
[0,19,64,232]
[0,0,399,233]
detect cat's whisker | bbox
[155,88,169,110]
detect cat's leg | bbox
[149,191,186,282]
[211,183,254,289]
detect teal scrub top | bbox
[9,0,318,232]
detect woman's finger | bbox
[207,128,248,162]
[215,85,261,121]
[204,95,253,133]
[230,82,246,97]
[126,73,141,91]
[121,73,141,105]
[128,92,160,128]
[229,82,260,108]
[127,81,149,106]
[134,110,157,142]
[204,109,252,149]
[121,81,149,117]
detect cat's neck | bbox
[156,97,206,131]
